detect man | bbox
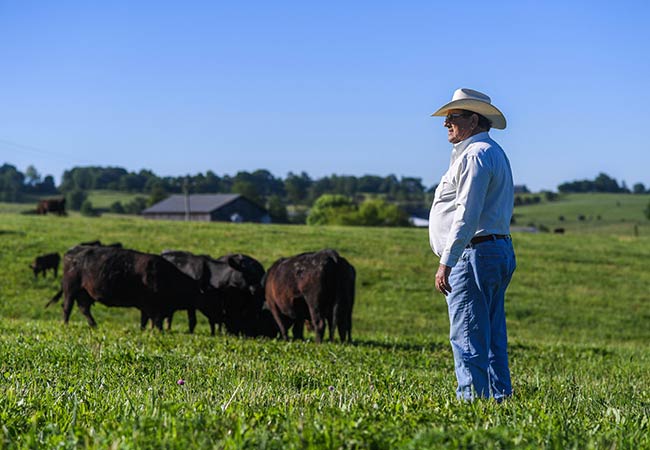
[428,88,516,401]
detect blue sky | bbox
[1,1,649,191]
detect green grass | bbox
[1,207,649,448]
[514,192,650,235]
[0,191,145,215]
[84,190,146,209]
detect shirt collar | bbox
[450,131,490,165]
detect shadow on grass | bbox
[0,229,26,236]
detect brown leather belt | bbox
[467,234,510,247]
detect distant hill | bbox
[513,193,650,235]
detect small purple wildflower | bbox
[177,379,185,386]
[328,385,335,392]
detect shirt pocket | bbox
[434,180,456,204]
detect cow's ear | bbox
[226,254,243,272]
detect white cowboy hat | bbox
[431,88,507,130]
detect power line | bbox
[0,137,79,160]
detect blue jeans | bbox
[446,238,516,401]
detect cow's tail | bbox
[46,289,63,308]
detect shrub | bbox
[109,201,125,214]
[267,195,289,223]
[357,199,409,227]
[148,183,168,207]
[65,189,87,211]
[80,200,96,217]
[307,195,357,225]
[124,197,148,215]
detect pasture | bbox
[514,192,650,236]
[1,211,649,449]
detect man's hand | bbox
[435,264,452,295]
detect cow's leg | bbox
[77,302,97,327]
[337,312,350,343]
[267,301,290,341]
[330,303,339,342]
[166,313,173,331]
[306,301,325,344]
[337,311,348,342]
[292,319,305,340]
[62,291,76,325]
[152,313,164,331]
[140,310,149,330]
[187,308,197,333]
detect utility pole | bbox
[183,177,190,221]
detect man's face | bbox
[444,109,476,144]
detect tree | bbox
[24,165,41,186]
[306,195,358,225]
[0,164,25,202]
[267,195,289,223]
[357,199,409,227]
[633,183,646,194]
[37,175,58,194]
[559,173,624,193]
[231,179,262,205]
[284,172,312,204]
[124,197,148,215]
[109,201,125,214]
[80,200,96,217]
[66,189,87,211]
[148,183,168,207]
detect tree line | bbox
[3,163,649,223]
[558,172,649,194]
[1,163,433,224]
[0,164,57,202]
[56,166,432,204]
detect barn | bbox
[142,194,271,223]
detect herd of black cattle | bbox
[30,242,356,343]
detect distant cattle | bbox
[161,251,268,336]
[30,253,61,278]
[554,228,565,234]
[46,245,204,330]
[36,198,66,216]
[264,249,355,343]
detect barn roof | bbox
[142,194,243,214]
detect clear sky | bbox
[1,1,649,192]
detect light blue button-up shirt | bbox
[428,131,514,267]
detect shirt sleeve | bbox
[439,153,491,267]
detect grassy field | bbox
[0,191,145,215]
[514,192,650,236]
[1,203,649,448]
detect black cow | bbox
[264,249,355,343]
[79,240,123,248]
[30,253,61,278]
[36,198,66,216]
[46,245,204,330]
[160,251,267,336]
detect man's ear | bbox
[471,113,479,129]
